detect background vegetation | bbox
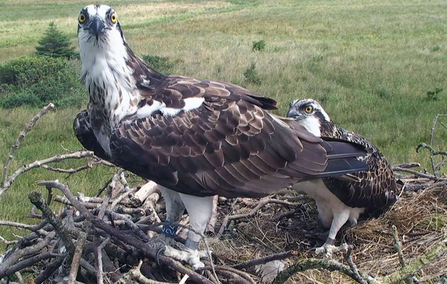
[0,0,446,251]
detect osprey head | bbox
[287,98,331,137]
[78,5,125,50]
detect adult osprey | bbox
[287,99,398,257]
[74,5,368,268]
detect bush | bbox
[244,62,261,85]
[252,40,266,51]
[0,56,67,87]
[35,22,78,59]
[142,55,177,75]
[0,56,85,108]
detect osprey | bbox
[74,5,369,268]
[287,99,398,257]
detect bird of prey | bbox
[287,98,398,257]
[74,5,369,268]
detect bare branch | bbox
[36,180,215,284]
[231,251,297,270]
[218,197,299,236]
[272,258,379,284]
[0,150,94,199]
[1,103,55,196]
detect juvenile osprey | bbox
[287,99,398,257]
[74,5,368,268]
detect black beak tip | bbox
[89,17,105,37]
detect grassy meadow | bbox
[0,0,446,248]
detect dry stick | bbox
[119,260,175,284]
[41,158,107,174]
[428,114,447,177]
[345,247,368,284]
[69,229,89,284]
[34,255,66,284]
[383,237,447,283]
[214,266,256,284]
[0,252,64,280]
[28,191,75,275]
[392,167,447,182]
[0,150,94,199]
[94,236,111,284]
[36,180,214,284]
[391,225,413,284]
[1,103,55,198]
[272,258,379,284]
[230,250,297,270]
[218,197,299,236]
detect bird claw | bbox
[163,245,208,270]
[150,234,210,269]
[315,243,349,258]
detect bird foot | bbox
[150,234,211,269]
[163,244,210,270]
[315,243,349,258]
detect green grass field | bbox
[0,0,446,249]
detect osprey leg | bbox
[159,187,214,269]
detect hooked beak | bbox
[287,109,299,119]
[89,16,105,40]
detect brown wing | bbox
[321,124,398,209]
[109,77,367,198]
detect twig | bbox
[392,167,447,181]
[345,247,368,284]
[218,197,299,236]
[0,252,64,281]
[231,251,297,270]
[416,114,447,178]
[36,180,214,284]
[69,228,89,284]
[34,255,66,284]
[28,190,75,275]
[94,236,111,284]
[1,103,55,198]
[384,237,447,283]
[272,258,379,284]
[0,150,94,199]
[391,225,412,284]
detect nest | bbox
[212,180,447,283]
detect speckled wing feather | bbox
[320,123,397,209]
[73,110,109,161]
[109,77,367,198]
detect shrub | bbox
[35,22,78,59]
[425,87,443,101]
[0,56,85,108]
[252,40,266,51]
[0,56,67,87]
[244,62,261,85]
[142,55,177,75]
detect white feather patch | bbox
[160,97,205,117]
[299,116,322,137]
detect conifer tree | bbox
[35,22,78,59]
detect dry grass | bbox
[210,179,447,283]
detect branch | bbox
[272,258,379,284]
[1,103,55,195]
[28,190,75,275]
[392,167,447,182]
[0,150,94,199]
[218,197,299,236]
[383,237,447,283]
[231,251,297,270]
[36,180,214,284]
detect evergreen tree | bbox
[35,22,78,59]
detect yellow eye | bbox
[305,106,313,113]
[79,13,86,23]
[110,12,117,23]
